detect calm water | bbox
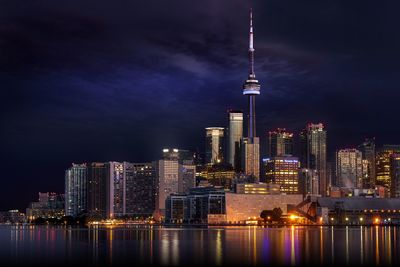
[1,225,399,266]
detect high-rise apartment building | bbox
[267,128,294,157]
[87,162,108,219]
[336,149,363,188]
[205,127,225,164]
[65,163,87,217]
[264,156,300,194]
[124,162,156,217]
[390,154,400,198]
[107,162,124,219]
[299,123,327,196]
[376,145,400,191]
[358,138,376,188]
[155,158,179,217]
[227,110,243,170]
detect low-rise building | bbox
[225,193,302,223]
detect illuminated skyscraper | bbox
[299,123,327,196]
[358,138,376,187]
[376,145,400,191]
[155,157,179,218]
[336,149,363,188]
[267,128,294,157]
[264,156,300,194]
[242,9,261,180]
[65,163,87,217]
[227,110,243,170]
[107,161,124,219]
[390,154,400,198]
[205,127,225,164]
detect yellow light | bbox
[359,217,363,221]
[374,217,380,224]
[289,214,299,220]
[345,217,349,221]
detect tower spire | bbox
[249,8,255,77]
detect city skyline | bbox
[3,0,400,211]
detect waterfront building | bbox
[227,110,243,170]
[241,10,261,181]
[376,145,400,192]
[65,163,87,217]
[165,194,187,223]
[205,127,225,164]
[299,123,327,196]
[358,138,376,187]
[155,158,179,217]
[124,162,157,217]
[390,154,400,198]
[0,210,25,223]
[165,187,226,224]
[267,128,294,157]
[107,162,124,218]
[336,149,363,189]
[26,192,65,220]
[225,193,302,223]
[310,197,400,225]
[263,156,300,194]
[87,162,108,219]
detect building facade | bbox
[299,123,327,196]
[336,149,363,189]
[242,137,260,180]
[376,145,400,191]
[267,128,294,157]
[205,127,225,164]
[390,154,400,198]
[65,163,87,217]
[299,168,319,197]
[225,193,302,223]
[264,156,300,194]
[87,162,108,219]
[107,162,124,218]
[358,138,376,187]
[227,110,243,170]
[178,164,196,194]
[155,159,179,217]
[124,162,157,217]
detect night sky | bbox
[2,0,400,210]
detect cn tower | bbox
[242,8,260,180]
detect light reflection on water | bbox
[1,225,400,266]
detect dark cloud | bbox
[1,0,400,209]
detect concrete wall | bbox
[225,193,303,223]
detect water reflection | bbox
[1,225,400,266]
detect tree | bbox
[272,208,283,221]
[260,210,273,223]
